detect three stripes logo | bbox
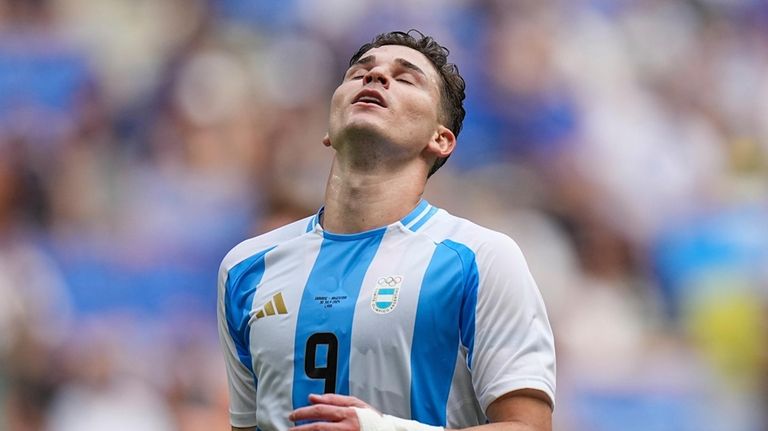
[254,292,288,319]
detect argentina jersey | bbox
[218,200,556,430]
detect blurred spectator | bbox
[0,148,72,430]
[46,330,175,431]
[0,0,100,164]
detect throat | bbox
[321,165,424,234]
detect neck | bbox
[321,156,426,234]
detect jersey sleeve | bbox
[217,259,259,428]
[465,233,556,412]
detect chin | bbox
[337,120,390,144]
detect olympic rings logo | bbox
[377,276,402,287]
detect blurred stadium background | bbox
[0,0,766,429]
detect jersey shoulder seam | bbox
[419,209,514,252]
[222,216,314,272]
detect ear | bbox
[426,125,456,159]
[322,133,332,147]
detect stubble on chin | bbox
[331,122,396,172]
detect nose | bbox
[363,68,389,88]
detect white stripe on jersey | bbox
[249,234,324,429]
[348,225,435,419]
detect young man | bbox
[218,31,556,431]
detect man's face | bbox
[327,44,444,160]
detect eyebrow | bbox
[349,55,427,78]
[353,55,376,66]
[395,58,426,77]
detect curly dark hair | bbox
[348,30,466,177]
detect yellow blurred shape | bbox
[686,279,765,389]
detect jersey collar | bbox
[305,199,439,236]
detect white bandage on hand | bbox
[352,407,445,431]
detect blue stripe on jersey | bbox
[306,216,315,233]
[292,230,385,412]
[401,199,429,226]
[443,240,480,369]
[409,205,439,232]
[410,243,465,426]
[225,247,275,376]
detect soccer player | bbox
[218,30,556,431]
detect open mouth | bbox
[353,89,387,107]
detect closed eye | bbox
[396,78,413,85]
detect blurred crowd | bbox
[0,0,766,430]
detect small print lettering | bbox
[314,295,348,309]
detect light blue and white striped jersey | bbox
[218,200,555,430]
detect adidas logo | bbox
[254,292,288,319]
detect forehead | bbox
[358,45,439,80]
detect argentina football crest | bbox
[371,275,402,314]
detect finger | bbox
[289,404,349,422]
[309,393,370,408]
[289,421,352,431]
